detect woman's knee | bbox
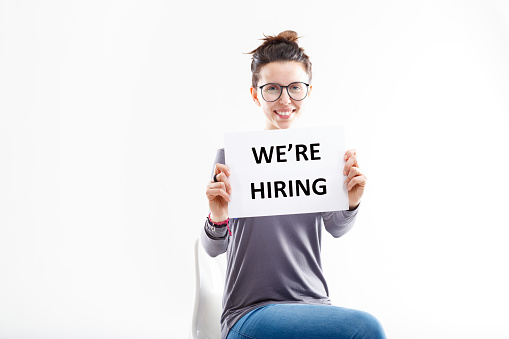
[350,310,386,339]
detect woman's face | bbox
[250,61,311,130]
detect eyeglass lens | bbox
[261,82,308,102]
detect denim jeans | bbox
[227,303,386,339]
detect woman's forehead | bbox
[258,61,308,84]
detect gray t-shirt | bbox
[201,148,359,339]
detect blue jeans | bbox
[227,303,386,339]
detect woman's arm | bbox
[322,149,366,237]
[201,149,230,257]
[322,206,359,238]
[201,218,229,257]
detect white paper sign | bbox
[224,126,348,218]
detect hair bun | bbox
[263,30,300,45]
[276,30,299,42]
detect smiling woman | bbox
[251,61,311,129]
[249,31,313,130]
[202,30,377,339]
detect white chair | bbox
[191,239,226,339]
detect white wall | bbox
[1,1,508,338]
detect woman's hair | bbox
[248,30,312,89]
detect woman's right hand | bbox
[206,164,232,222]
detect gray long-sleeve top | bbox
[201,149,359,339]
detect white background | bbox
[1,1,508,338]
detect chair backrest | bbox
[191,239,226,339]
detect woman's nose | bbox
[279,89,291,104]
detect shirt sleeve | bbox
[200,148,229,257]
[321,204,360,238]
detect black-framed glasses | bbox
[258,82,310,102]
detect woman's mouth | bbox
[275,109,295,119]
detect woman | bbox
[202,30,385,339]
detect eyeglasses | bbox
[258,82,310,102]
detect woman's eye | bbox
[266,86,279,92]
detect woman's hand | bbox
[343,149,367,210]
[206,164,232,222]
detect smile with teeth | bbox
[275,109,295,116]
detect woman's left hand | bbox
[343,149,367,210]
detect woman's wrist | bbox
[348,202,360,211]
[207,213,232,237]
[209,213,229,224]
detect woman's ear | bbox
[250,87,261,106]
[308,85,312,97]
